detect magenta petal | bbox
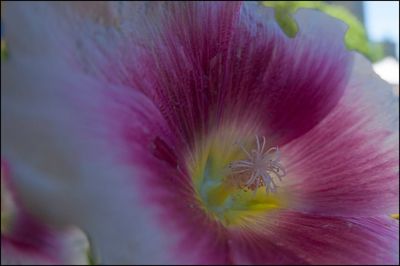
[121,3,352,146]
[119,100,231,264]
[228,229,308,265]
[229,212,399,265]
[3,2,398,264]
[281,54,399,217]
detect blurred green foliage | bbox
[262,1,384,62]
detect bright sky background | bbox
[364,1,399,58]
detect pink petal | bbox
[281,54,399,216]
[1,219,89,265]
[118,3,352,146]
[1,3,181,263]
[118,99,231,264]
[229,211,399,265]
[2,4,222,261]
[1,160,89,265]
[228,229,308,265]
[2,2,398,264]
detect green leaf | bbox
[262,1,384,62]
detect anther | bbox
[228,136,286,193]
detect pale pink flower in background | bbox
[1,2,398,265]
[1,160,90,265]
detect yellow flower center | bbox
[189,128,288,227]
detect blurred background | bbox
[1,1,399,94]
[332,1,399,94]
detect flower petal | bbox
[3,2,397,264]
[1,71,180,263]
[2,3,240,263]
[1,3,183,264]
[118,3,352,146]
[1,159,90,265]
[230,211,399,265]
[1,226,90,265]
[281,53,399,216]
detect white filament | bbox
[228,136,286,193]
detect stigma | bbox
[227,136,286,193]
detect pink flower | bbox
[1,160,90,265]
[1,2,398,264]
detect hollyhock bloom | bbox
[1,2,399,265]
[1,160,90,265]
